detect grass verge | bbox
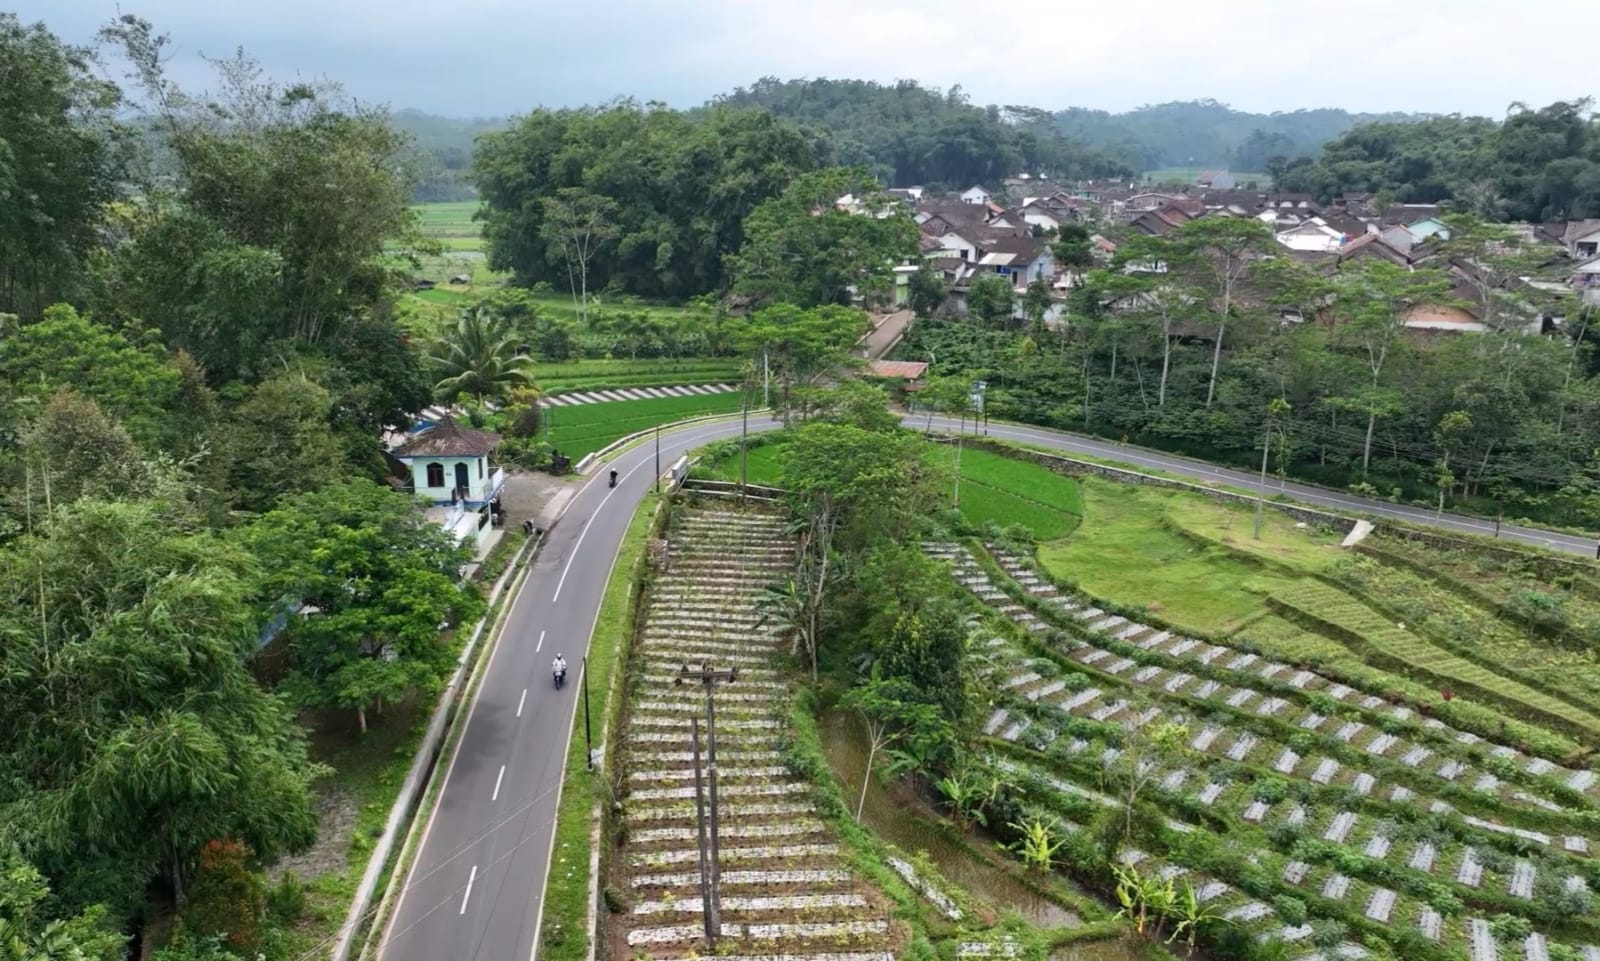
[536,489,666,961]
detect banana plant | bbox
[1008,816,1066,872]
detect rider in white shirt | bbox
[553,653,568,677]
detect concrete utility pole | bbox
[654,423,661,493]
[689,717,715,946]
[1254,412,1272,540]
[678,663,737,945]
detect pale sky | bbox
[15,0,1595,118]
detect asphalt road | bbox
[377,410,1594,961]
[377,415,778,961]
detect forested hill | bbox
[1277,99,1600,222]
[391,108,506,201]
[395,88,1423,198]
[1052,99,1426,172]
[710,77,1134,187]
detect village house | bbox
[961,184,993,205]
[1563,219,1600,260]
[390,415,505,552]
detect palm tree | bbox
[429,307,535,403]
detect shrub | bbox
[181,839,266,952]
[1273,894,1308,926]
[265,874,306,924]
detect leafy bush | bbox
[181,839,265,952]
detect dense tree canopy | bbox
[0,498,319,915]
[717,77,1132,186]
[474,102,821,300]
[244,480,481,733]
[0,14,124,318]
[1278,99,1600,221]
[727,167,919,308]
[93,15,422,386]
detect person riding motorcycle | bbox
[609,469,618,488]
[552,653,568,688]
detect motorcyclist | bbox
[552,653,568,687]
[609,469,618,488]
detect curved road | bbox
[376,412,1594,961]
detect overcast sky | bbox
[15,0,1596,118]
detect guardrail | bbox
[572,407,770,475]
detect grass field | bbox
[946,446,1083,540]
[1038,478,1340,636]
[545,392,744,459]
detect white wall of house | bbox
[408,455,494,503]
[961,186,991,205]
[1022,209,1062,231]
[1275,224,1345,252]
[935,232,978,261]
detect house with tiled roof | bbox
[974,235,1054,286]
[391,415,505,549]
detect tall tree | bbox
[1325,259,1453,475]
[0,15,123,317]
[97,16,418,374]
[728,167,918,308]
[428,306,536,403]
[0,304,181,447]
[539,187,617,324]
[0,499,319,911]
[733,304,867,422]
[244,480,482,733]
[1174,217,1276,408]
[966,274,1016,328]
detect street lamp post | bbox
[654,423,661,493]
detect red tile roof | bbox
[866,360,929,380]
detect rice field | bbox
[543,392,744,459]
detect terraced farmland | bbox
[610,507,899,960]
[919,535,1600,961]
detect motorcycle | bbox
[553,665,567,690]
[609,469,618,488]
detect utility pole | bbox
[1254,409,1272,540]
[953,425,965,509]
[678,663,737,940]
[689,717,715,947]
[654,422,661,494]
[582,655,593,769]
[740,386,749,506]
[762,350,770,409]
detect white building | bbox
[961,185,992,205]
[391,416,506,551]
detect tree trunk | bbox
[1205,319,1226,408]
[1362,411,1377,477]
[357,705,368,734]
[1158,320,1171,408]
[857,731,880,820]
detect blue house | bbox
[392,416,506,549]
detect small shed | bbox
[865,359,930,396]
